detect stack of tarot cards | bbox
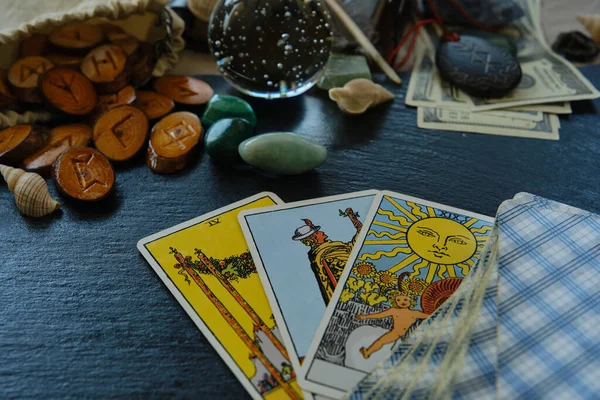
[137,190,598,399]
[346,193,600,400]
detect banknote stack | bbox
[406,0,600,140]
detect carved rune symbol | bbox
[107,114,133,148]
[471,51,500,74]
[163,121,194,150]
[91,50,118,76]
[207,218,221,227]
[173,79,198,98]
[50,73,79,104]
[19,63,49,83]
[178,86,198,97]
[103,94,118,107]
[72,153,107,191]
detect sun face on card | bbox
[406,218,477,265]
[359,195,490,282]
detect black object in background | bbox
[552,31,600,63]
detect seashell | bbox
[577,15,600,44]
[0,164,60,217]
[420,277,463,315]
[328,78,395,115]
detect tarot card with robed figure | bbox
[238,190,378,379]
[137,193,311,400]
[298,191,495,398]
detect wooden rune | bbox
[48,23,104,52]
[153,76,214,105]
[107,33,141,63]
[93,105,148,161]
[90,85,136,123]
[147,112,202,174]
[81,45,130,94]
[7,56,54,103]
[40,68,97,115]
[151,112,202,158]
[0,124,49,165]
[22,124,92,175]
[133,91,174,120]
[81,45,127,82]
[52,147,115,201]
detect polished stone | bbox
[436,34,522,98]
[205,118,255,164]
[552,31,600,62]
[201,94,257,128]
[317,54,372,90]
[238,132,327,175]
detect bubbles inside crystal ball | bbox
[209,0,333,99]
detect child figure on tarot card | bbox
[356,290,429,358]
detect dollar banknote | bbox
[466,23,599,111]
[505,102,571,114]
[406,52,545,121]
[418,107,559,140]
[514,0,542,38]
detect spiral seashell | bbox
[329,79,395,115]
[0,164,60,217]
[577,15,600,44]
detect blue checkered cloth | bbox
[346,194,600,400]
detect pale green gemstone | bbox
[238,132,327,175]
[317,54,372,90]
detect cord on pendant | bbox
[388,0,502,71]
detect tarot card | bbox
[238,190,379,379]
[137,193,309,400]
[298,191,495,398]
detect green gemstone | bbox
[317,54,372,90]
[201,94,257,128]
[205,118,255,164]
[238,132,327,175]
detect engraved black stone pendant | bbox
[436,34,522,98]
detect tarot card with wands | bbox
[137,193,308,400]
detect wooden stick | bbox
[324,0,402,84]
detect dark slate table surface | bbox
[2,67,600,399]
